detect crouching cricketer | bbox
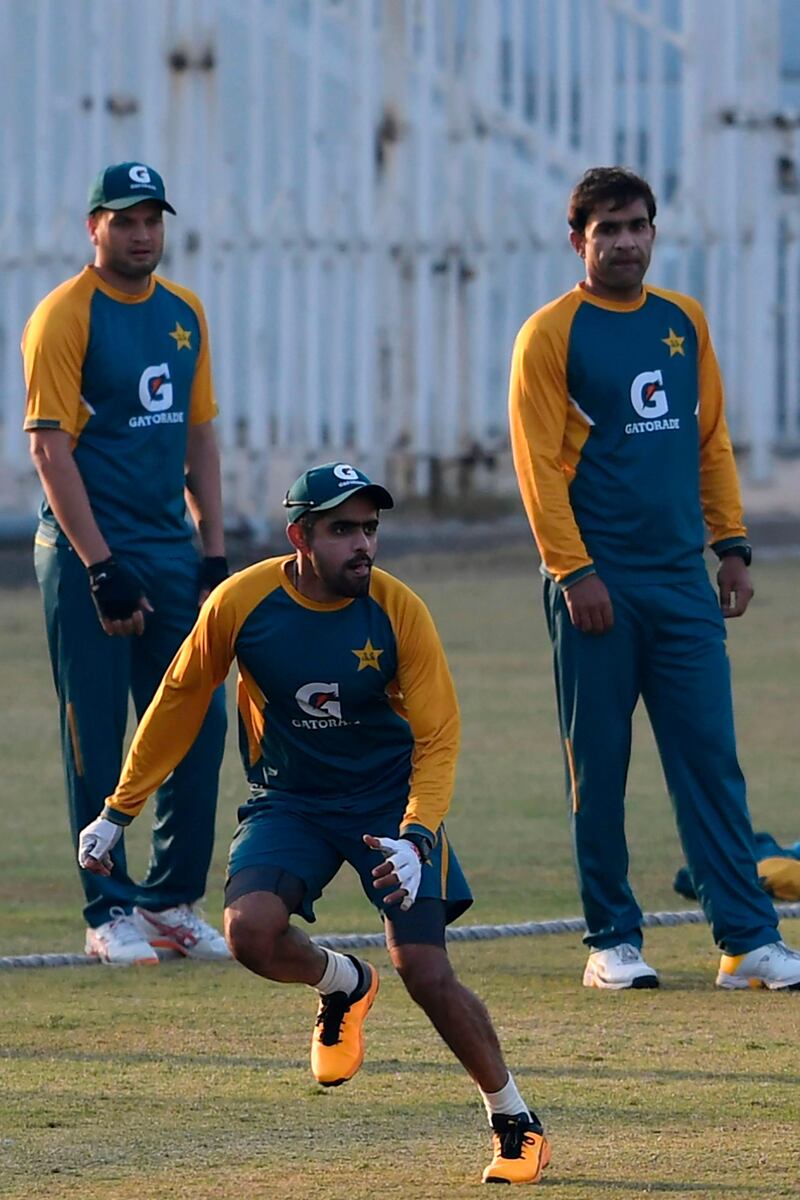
[78,462,551,1185]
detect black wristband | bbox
[402,831,434,864]
[199,555,229,593]
[100,805,133,827]
[87,557,143,621]
[717,544,752,567]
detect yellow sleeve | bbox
[104,588,236,821]
[22,276,91,435]
[159,279,218,426]
[508,297,595,586]
[377,576,460,840]
[677,295,747,546]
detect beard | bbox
[318,555,373,598]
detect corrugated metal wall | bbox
[0,0,791,533]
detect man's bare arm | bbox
[185,421,225,558]
[29,428,110,566]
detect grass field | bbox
[1,547,799,1198]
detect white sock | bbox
[480,1072,531,1123]
[315,949,360,996]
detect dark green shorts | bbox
[225,797,472,928]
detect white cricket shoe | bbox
[134,904,231,961]
[716,941,800,990]
[583,943,659,990]
[85,907,159,966]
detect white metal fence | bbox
[0,0,795,532]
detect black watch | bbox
[718,544,752,567]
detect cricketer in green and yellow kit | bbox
[22,163,227,963]
[78,463,551,1184]
[509,167,800,992]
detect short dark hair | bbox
[568,167,657,233]
[291,510,323,540]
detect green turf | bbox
[1,550,798,1198]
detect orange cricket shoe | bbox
[310,955,379,1087]
[482,1111,551,1185]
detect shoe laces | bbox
[160,904,218,939]
[105,907,147,946]
[182,906,219,939]
[315,991,351,1046]
[616,943,642,964]
[493,1115,540,1160]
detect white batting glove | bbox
[373,836,423,912]
[78,816,123,871]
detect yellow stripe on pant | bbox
[66,701,85,777]
[565,736,580,813]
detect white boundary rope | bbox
[2,903,799,968]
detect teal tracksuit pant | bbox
[543,574,778,955]
[35,527,227,929]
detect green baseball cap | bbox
[283,462,394,518]
[87,162,176,215]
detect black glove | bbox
[87,557,144,622]
[199,555,229,595]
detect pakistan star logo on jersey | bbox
[661,328,685,357]
[169,321,192,350]
[352,639,383,672]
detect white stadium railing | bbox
[0,0,795,535]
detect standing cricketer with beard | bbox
[22,162,229,965]
[77,462,551,1185]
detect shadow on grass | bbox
[514,1062,800,1086]
[1,1046,798,1090]
[545,1180,761,1194]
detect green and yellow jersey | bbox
[103,559,460,844]
[509,283,747,587]
[22,266,217,552]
